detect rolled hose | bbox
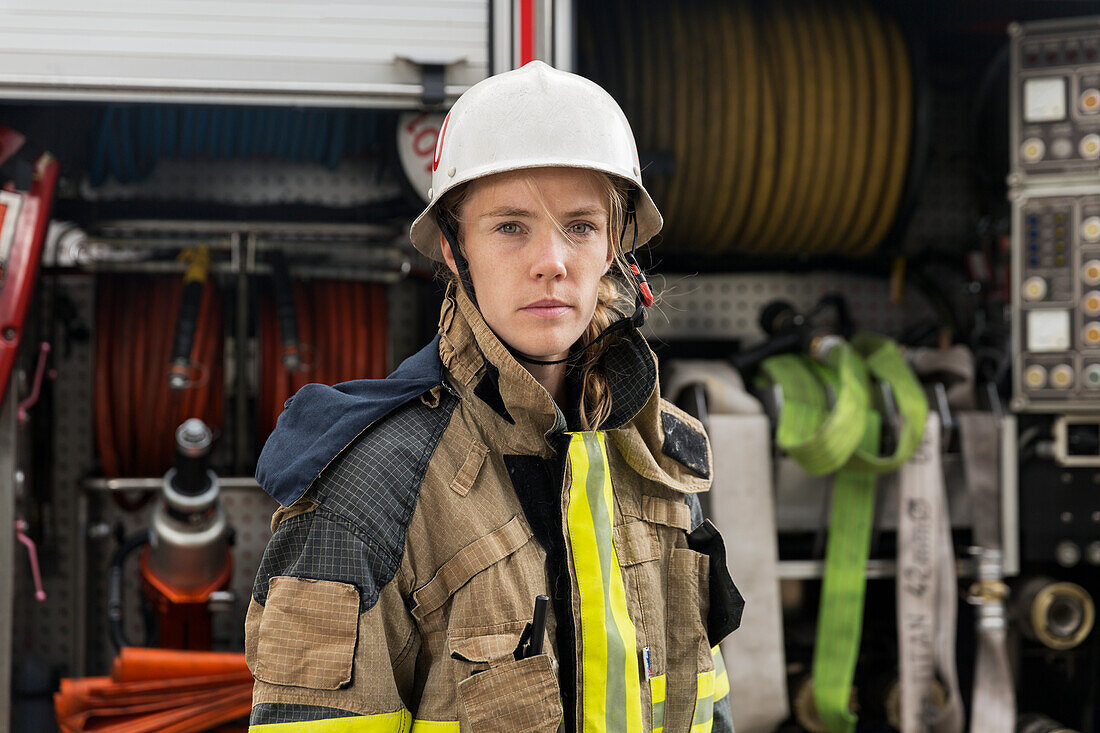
[579,0,915,257]
[94,275,224,484]
[107,529,151,651]
[258,279,389,447]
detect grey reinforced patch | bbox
[253,394,458,611]
[660,411,710,478]
[250,703,358,725]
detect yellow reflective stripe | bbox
[711,646,730,702]
[409,721,459,732]
[249,708,412,732]
[690,669,717,733]
[650,674,667,733]
[566,431,644,733]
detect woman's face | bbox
[441,167,614,363]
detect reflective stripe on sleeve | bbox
[712,646,730,702]
[249,708,412,732]
[566,431,644,733]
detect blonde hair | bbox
[436,170,636,430]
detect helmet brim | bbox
[409,165,664,261]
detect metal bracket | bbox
[396,56,463,107]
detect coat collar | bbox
[437,284,706,499]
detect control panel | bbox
[1013,192,1100,409]
[1012,18,1100,412]
[1011,18,1100,181]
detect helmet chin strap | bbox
[435,190,653,368]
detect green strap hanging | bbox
[758,336,927,733]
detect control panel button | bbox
[1028,309,1072,351]
[1051,364,1075,389]
[1022,137,1046,163]
[1086,291,1100,316]
[1084,216,1100,242]
[1084,322,1100,347]
[1082,88,1100,115]
[1024,275,1048,300]
[1081,134,1100,160]
[1052,138,1074,158]
[1085,364,1100,389]
[1025,364,1048,389]
[1086,260,1100,285]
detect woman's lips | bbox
[522,301,571,318]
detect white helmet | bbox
[409,61,663,261]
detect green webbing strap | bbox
[759,336,927,733]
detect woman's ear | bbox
[440,231,460,277]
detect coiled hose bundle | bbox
[257,279,389,447]
[580,0,914,256]
[94,275,224,481]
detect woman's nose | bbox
[530,229,568,280]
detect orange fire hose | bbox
[257,279,389,445]
[94,275,224,485]
[55,647,252,732]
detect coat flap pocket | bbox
[613,520,659,566]
[411,515,534,621]
[458,655,562,732]
[253,576,359,690]
[642,495,692,531]
[449,630,522,664]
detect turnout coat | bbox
[246,286,744,732]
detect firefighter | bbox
[247,60,743,732]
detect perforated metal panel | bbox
[14,275,96,677]
[80,158,401,207]
[642,272,937,342]
[83,486,278,672]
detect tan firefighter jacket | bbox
[246,285,744,732]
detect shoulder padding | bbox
[253,394,458,612]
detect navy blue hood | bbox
[256,335,445,506]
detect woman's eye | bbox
[570,223,595,235]
[498,223,520,234]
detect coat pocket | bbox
[252,576,360,690]
[662,548,714,732]
[457,654,563,733]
